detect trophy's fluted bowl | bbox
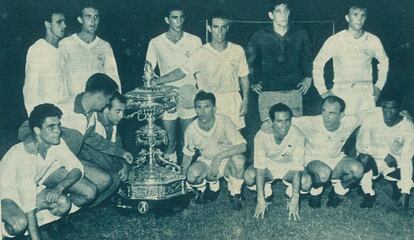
[124,86,178,114]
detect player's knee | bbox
[349,161,364,179]
[243,166,256,186]
[8,215,28,235]
[312,164,331,184]
[357,153,375,173]
[231,154,246,171]
[319,169,331,183]
[84,183,98,203]
[301,172,312,192]
[53,195,71,216]
[98,171,113,192]
[187,164,204,184]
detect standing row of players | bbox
[22,1,389,162]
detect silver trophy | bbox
[117,62,187,213]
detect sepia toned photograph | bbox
[1,0,413,239]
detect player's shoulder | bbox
[1,143,27,161]
[293,115,320,127]
[399,118,414,133]
[289,125,305,139]
[342,115,359,127]
[96,36,111,47]
[29,39,45,49]
[255,128,270,139]
[289,24,308,35]
[186,119,198,132]
[228,42,245,53]
[217,113,232,123]
[191,43,210,56]
[364,31,380,40]
[27,39,46,56]
[59,34,76,46]
[362,108,382,122]
[149,33,165,43]
[326,30,347,42]
[216,114,237,128]
[184,32,201,42]
[253,25,272,36]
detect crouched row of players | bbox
[1,87,412,239]
[183,90,414,221]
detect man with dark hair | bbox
[357,90,414,208]
[182,91,247,210]
[145,4,202,163]
[155,9,250,130]
[19,74,131,207]
[23,6,68,114]
[80,91,130,197]
[246,0,313,120]
[313,3,389,117]
[244,103,311,220]
[54,73,132,206]
[260,96,363,208]
[59,2,121,97]
[1,104,87,239]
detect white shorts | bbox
[163,106,196,121]
[266,161,302,180]
[306,153,346,170]
[215,92,245,129]
[332,83,376,116]
[198,156,229,179]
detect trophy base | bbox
[116,165,188,213]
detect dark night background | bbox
[1,1,414,239]
[0,0,413,153]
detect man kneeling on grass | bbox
[182,91,247,210]
[1,104,96,239]
[244,103,312,220]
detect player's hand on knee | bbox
[254,199,268,219]
[288,197,300,222]
[46,188,63,204]
[384,154,397,168]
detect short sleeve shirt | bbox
[182,42,249,94]
[145,32,202,87]
[183,114,246,160]
[254,125,305,171]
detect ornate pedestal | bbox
[116,63,187,213]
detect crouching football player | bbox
[244,103,311,220]
[182,91,246,210]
